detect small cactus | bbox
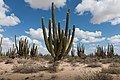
[107,44,114,58]
[15,35,29,58]
[30,43,38,58]
[71,46,75,57]
[6,44,16,59]
[77,43,85,58]
[95,45,106,58]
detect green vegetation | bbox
[42,2,75,62]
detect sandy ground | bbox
[0,59,119,80]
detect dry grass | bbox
[74,72,113,80]
[12,62,47,73]
[81,57,99,64]
[86,63,101,68]
[5,59,14,64]
[101,62,120,74]
[17,59,28,64]
[102,67,120,74]
[109,63,120,67]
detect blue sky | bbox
[0,0,120,55]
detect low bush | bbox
[75,72,113,80]
[86,63,101,68]
[101,67,120,74]
[13,62,47,73]
[5,59,14,64]
[109,63,120,67]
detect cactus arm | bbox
[52,2,58,53]
[56,30,64,57]
[65,9,70,37]
[15,35,19,54]
[41,17,51,53]
[48,19,55,57]
[66,25,75,54]
[58,22,61,40]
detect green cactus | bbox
[0,37,2,56]
[95,45,106,58]
[30,43,38,58]
[15,35,29,58]
[6,44,16,59]
[77,43,85,58]
[107,44,114,58]
[42,3,75,61]
[71,47,75,57]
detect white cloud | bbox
[75,28,102,39]
[81,37,105,43]
[17,35,33,44]
[0,0,20,26]
[75,0,120,25]
[25,28,47,40]
[0,26,4,32]
[75,28,105,43]
[108,35,120,43]
[24,0,66,10]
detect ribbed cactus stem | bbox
[42,2,75,61]
[0,37,2,55]
[15,35,18,54]
[65,9,70,36]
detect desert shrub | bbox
[5,59,14,64]
[109,63,120,67]
[102,67,120,74]
[17,59,28,64]
[50,75,58,80]
[81,57,98,64]
[100,58,112,64]
[0,59,3,62]
[100,58,120,64]
[0,77,11,80]
[74,72,113,80]
[13,62,47,73]
[87,63,101,68]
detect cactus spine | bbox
[42,3,75,61]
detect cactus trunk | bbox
[42,2,75,62]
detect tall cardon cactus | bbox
[42,3,75,61]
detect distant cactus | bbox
[30,43,38,58]
[95,45,106,58]
[107,44,114,58]
[6,44,16,59]
[77,43,85,58]
[0,37,2,56]
[15,35,29,58]
[42,3,75,61]
[71,46,75,57]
